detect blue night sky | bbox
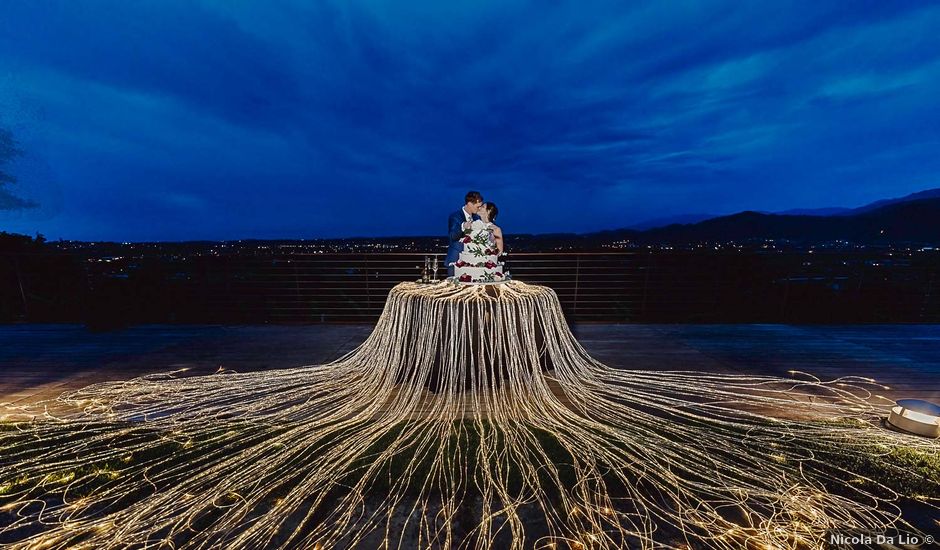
[1,1,939,241]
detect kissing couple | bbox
[445,190,505,280]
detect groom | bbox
[446,191,484,277]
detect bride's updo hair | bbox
[484,202,498,221]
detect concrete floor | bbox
[1,323,938,414]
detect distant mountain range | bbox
[628,187,940,230]
[626,213,718,230]
[604,188,940,245]
[6,188,938,250]
[774,187,940,216]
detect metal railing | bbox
[2,251,939,325]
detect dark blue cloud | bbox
[0,0,939,240]
[0,0,302,130]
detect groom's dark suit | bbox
[446,208,480,276]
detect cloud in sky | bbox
[0,0,939,240]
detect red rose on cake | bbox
[455,260,467,267]
[458,274,472,282]
[484,261,496,268]
[461,236,472,243]
[495,272,503,277]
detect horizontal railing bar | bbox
[6,249,939,325]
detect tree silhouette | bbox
[0,127,39,210]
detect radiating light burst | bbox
[0,280,937,549]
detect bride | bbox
[476,201,503,254]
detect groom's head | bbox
[464,191,484,213]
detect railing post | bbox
[14,256,28,319]
[573,254,580,315]
[641,252,650,321]
[922,269,935,321]
[293,262,301,321]
[856,264,865,321]
[365,254,371,310]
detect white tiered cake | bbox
[452,220,510,283]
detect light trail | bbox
[0,280,937,549]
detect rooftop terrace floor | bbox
[2,323,938,414]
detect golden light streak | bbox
[0,280,936,549]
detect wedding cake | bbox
[452,220,510,283]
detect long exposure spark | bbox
[0,280,937,549]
